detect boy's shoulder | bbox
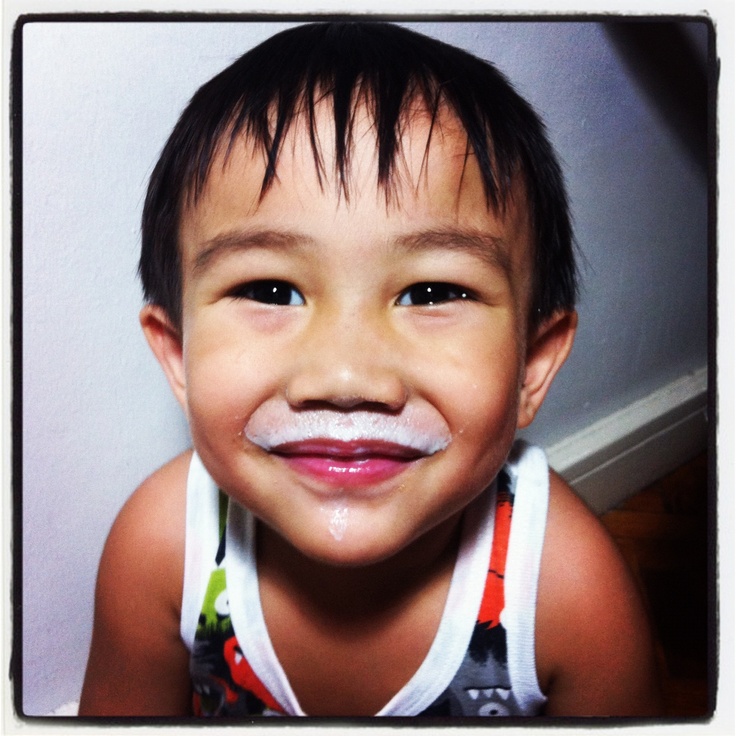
[114,450,191,545]
[95,450,192,622]
[79,451,194,715]
[131,449,192,514]
[534,470,661,715]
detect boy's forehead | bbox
[179,100,534,277]
[190,98,526,213]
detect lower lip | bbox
[279,454,414,489]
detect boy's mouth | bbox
[269,438,424,488]
[243,406,451,490]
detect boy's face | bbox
[145,103,573,567]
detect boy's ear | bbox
[517,310,577,429]
[140,304,188,412]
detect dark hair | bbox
[140,21,577,330]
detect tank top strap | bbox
[477,468,514,628]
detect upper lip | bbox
[269,439,426,460]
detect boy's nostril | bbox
[285,384,408,413]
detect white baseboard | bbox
[546,367,709,514]
[49,700,80,716]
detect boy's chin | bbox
[261,502,462,573]
[277,523,415,570]
[299,544,403,570]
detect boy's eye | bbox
[396,282,473,306]
[230,280,305,306]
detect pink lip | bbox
[271,439,423,489]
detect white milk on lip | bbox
[244,407,452,455]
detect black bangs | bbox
[181,22,520,207]
[140,22,577,329]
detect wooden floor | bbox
[600,451,713,718]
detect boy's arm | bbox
[78,452,193,716]
[535,471,663,716]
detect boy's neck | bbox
[256,511,464,620]
[256,512,464,715]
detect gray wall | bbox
[20,20,709,715]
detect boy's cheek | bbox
[182,349,262,434]
[426,355,522,452]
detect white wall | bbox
[19,20,709,715]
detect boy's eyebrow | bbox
[396,229,514,276]
[191,227,513,275]
[192,229,313,274]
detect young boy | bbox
[79,22,661,717]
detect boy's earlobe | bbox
[517,310,578,429]
[139,304,188,411]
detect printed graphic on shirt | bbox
[191,495,286,716]
[418,469,518,716]
[190,470,519,717]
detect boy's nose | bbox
[284,309,408,411]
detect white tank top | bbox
[181,440,549,716]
